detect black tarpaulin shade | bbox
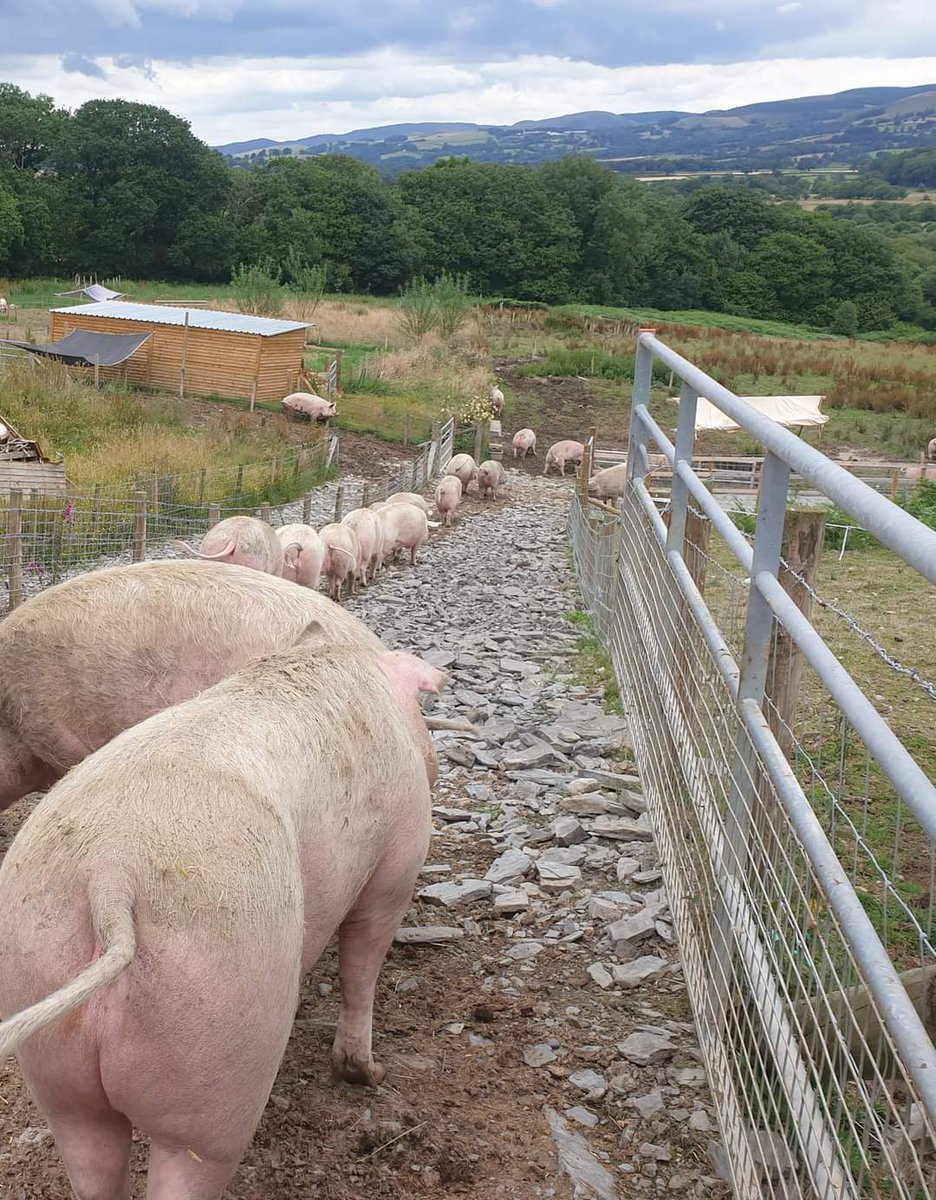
[5,329,152,367]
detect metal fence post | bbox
[625,329,656,486]
[665,381,699,557]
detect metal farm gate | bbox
[569,331,936,1198]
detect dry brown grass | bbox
[299,300,404,349]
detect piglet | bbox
[0,622,446,1200]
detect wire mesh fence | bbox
[0,418,456,615]
[568,334,936,1199]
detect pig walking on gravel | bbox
[511,428,537,458]
[445,453,477,493]
[587,463,627,501]
[477,460,506,500]
[319,523,360,600]
[385,491,429,514]
[377,502,430,566]
[0,623,446,1200]
[434,474,463,526]
[281,392,336,421]
[543,439,585,477]
[175,515,283,576]
[276,524,325,590]
[341,507,382,585]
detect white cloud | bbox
[2,49,936,143]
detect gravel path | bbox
[0,467,732,1199]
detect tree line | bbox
[1,84,933,332]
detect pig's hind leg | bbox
[332,857,422,1087]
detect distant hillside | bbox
[214,83,936,176]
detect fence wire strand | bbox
[569,488,936,1199]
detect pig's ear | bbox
[376,652,450,703]
[293,619,330,650]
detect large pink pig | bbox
[341,507,382,585]
[319,523,360,601]
[282,391,337,421]
[543,439,585,476]
[175,515,283,575]
[276,523,325,590]
[445,453,477,493]
[377,502,430,566]
[434,475,463,527]
[0,560,450,811]
[0,623,445,1199]
[512,428,537,458]
[477,459,506,500]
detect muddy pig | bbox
[544,439,585,476]
[445,453,477,493]
[0,622,446,1199]
[0,559,453,812]
[175,515,283,575]
[477,459,506,500]
[588,463,627,501]
[512,428,537,458]
[434,474,463,526]
[341,507,382,585]
[319,523,360,601]
[276,524,325,590]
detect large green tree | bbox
[52,99,230,278]
[397,159,579,302]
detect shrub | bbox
[285,251,327,323]
[230,258,284,316]
[396,276,440,340]
[829,300,859,338]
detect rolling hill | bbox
[214,83,936,176]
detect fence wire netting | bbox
[1,419,455,616]
[569,488,936,1200]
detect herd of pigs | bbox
[0,398,626,1196]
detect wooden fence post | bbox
[767,508,826,758]
[270,458,278,486]
[580,426,595,499]
[235,465,244,498]
[132,491,147,562]
[7,489,23,611]
[260,504,271,525]
[302,493,312,524]
[362,481,371,508]
[198,469,207,506]
[473,423,484,465]
[91,483,102,538]
[208,503,220,528]
[334,485,345,522]
[292,454,301,484]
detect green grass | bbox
[565,608,625,717]
[552,303,837,341]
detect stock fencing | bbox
[1,418,455,615]
[569,333,936,1199]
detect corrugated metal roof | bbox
[49,301,310,337]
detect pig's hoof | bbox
[333,1056,386,1087]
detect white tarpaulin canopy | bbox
[55,284,126,302]
[695,394,828,433]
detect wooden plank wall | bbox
[49,314,306,402]
[0,461,67,495]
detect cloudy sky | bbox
[2,0,936,146]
